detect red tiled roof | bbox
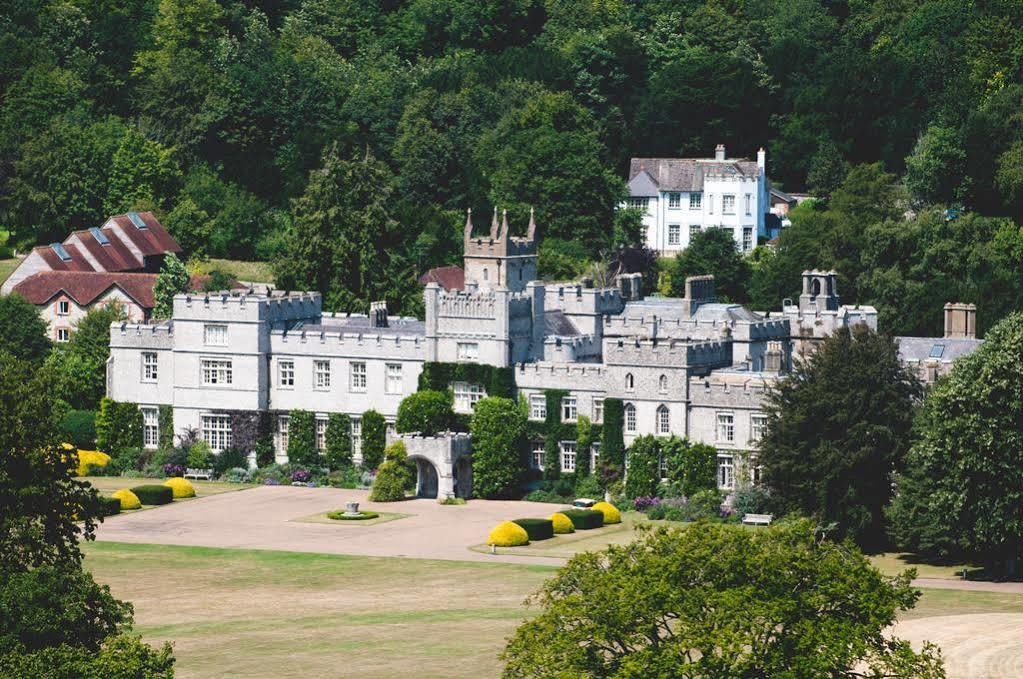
[11,271,160,308]
[419,265,464,291]
[34,244,96,272]
[108,212,181,257]
[71,230,141,272]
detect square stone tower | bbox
[462,208,538,292]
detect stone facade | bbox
[107,212,884,496]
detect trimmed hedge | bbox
[562,508,604,530]
[513,518,554,541]
[99,497,122,517]
[593,501,622,524]
[130,484,174,505]
[488,521,529,546]
[549,512,575,534]
[163,477,196,498]
[112,489,141,510]
[59,410,97,449]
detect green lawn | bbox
[868,552,980,580]
[191,258,274,284]
[83,542,554,679]
[82,541,1023,678]
[0,257,20,285]
[84,475,253,497]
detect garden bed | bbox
[291,511,409,527]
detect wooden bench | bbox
[184,468,213,481]
[742,513,773,526]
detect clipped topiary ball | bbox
[593,501,621,524]
[487,521,529,547]
[163,477,196,499]
[549,512,575,534]
[112,489,141,510]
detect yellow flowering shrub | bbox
[593,501,621,524]
[72,449,111,477]
[549,512,575,534]
[487,521,529,547]
[112,489,141,510]
[163,477,196,498]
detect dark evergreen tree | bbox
[759,325,920,550]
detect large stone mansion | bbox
[107,210,895,498]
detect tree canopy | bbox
[501,520,943,677]
[888,312,1023,573]
[758,325,921,551]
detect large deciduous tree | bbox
[758,325,920,550]
[501,520,944,677]
[0,294,50,364]
[470,397,527,499]
[669,227,750,302]
[888,312,1023,573]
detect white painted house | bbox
[626,145,770,255]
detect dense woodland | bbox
[2,0,1023,330]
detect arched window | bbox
[625,373,635,391]
[624,403,637,432]
[658,374,668,393]
[656,405,670,435]
[810,278,821,296]
[483,268,489,281]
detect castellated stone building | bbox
[106,209,877,498]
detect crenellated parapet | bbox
[110,321,174,349]
[604,337,732,369]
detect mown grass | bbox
[84,475,254,497]
[190,258,274,284]
[0,257,20,285]
[83,542,554,679]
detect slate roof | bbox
[419,265,465,291]
[544,310,581,337]
[628,157,760,194]
[896,336,984,364]
[12,271,159,308]
[691,303,763,323]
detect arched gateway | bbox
[390,432,472,500]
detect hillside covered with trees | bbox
[3,0,1023,321]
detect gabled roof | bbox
[71,229,142,271]
[35,244,96,272]
[419,265,465,291]
[105,212,181,258]
[11,271,159,308]
[628,157,760,193]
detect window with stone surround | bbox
[142,407,159,449]
[202,414,232,453]
[350,362,366,391]
[718,454,735,490]
[350,417,361,458]
[453,382,485,413]
[529,395,546,420]
[314,360,330,389]
[668,224,681,245]
[625,402,637,432]
[722,194,736,214]
[656,404,670,435]
[385,363,403,394]
[456,342,479,361]
[560,441,577,472]
[531,441,545,470]
[277,415,289,455]
[201,358,232,385]
[204,324,228,346]
[716,412,734,442]
[315,417,327,450]
[142,352,158,382]
[751,414,768,443]
[592,398,604,423]
[279,359,295,388]
[561,396,577,422]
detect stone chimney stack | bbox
[715,144,726,161]
[682,274,716,318]
[943,302,976,339]
[757,147,766,171]
[370,300,388,328]
[764,340,785,373]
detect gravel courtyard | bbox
[94,485,565,565]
